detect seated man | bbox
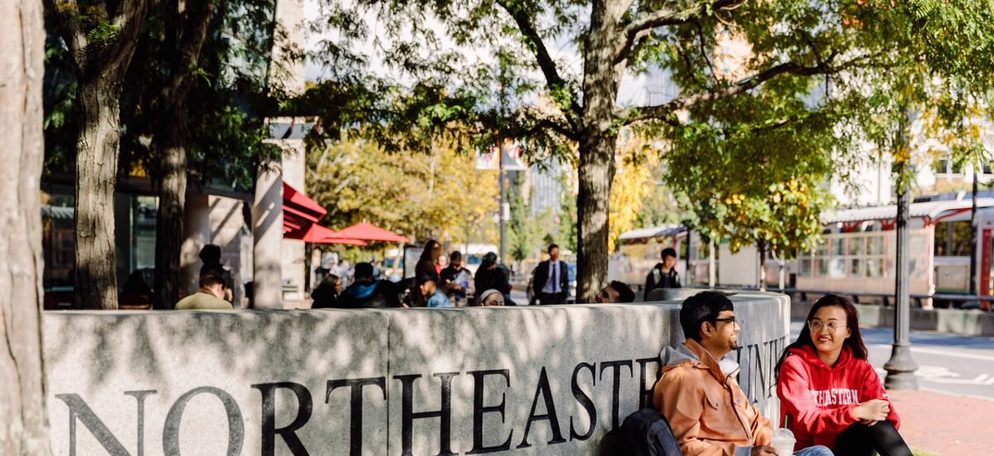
[176,267,234,310]
[594,280,636,303]
[418,273,452,308]
[653,291,775,456]
[338,262,400,308]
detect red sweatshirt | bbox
[776,345,900,449]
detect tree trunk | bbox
[47,0,150,310]
[74,79,123,309]
[576,133,616,303]
[576,0,624,303]
[0,0,52,453]
[151,0,218,309]
[153,117,188,309]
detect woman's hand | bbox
[850,399,889,422]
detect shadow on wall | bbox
[43,292,787,455]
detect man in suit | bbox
[532,244,569,305]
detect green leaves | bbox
[302,0,994,266]
[307,136,499,244]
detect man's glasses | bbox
[808,320,844,332]
[713,316,736,325]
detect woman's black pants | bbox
[834,421,912,456]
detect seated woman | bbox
[475,289,505,306]
[776,294,912,456]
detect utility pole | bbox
[970,166,979,299]
[884,114,919,390]
[497,60,509,265]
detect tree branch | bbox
[523,115,577,141]
[695,20,719,87]
[494,0,581,130]
[621,52,881,125]
[44,0,88,72]
[101,0,151,78]
[166,0,220,103]
[614,0,745,64]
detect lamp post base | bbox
[883,343,919,390]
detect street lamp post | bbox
[498,139,506,264]
[884,161,919,390]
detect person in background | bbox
[594,281,636,303]
[476,288,505,306]
[338,262,400,308]
[440,250,473,306]
[776,294,910,456]
[474,252,513,305]
[416,240,443,281]
[176,267,234,310]
[310,273,341,309]
[199,244,234,302]
[120,269,153,309]
[532,244,569,305]
[644,247,681,300]
[418,273,452,308]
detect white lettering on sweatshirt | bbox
[809,388,860,407]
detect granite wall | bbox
[43,291,788,455]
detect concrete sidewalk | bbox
[888,389,994,455]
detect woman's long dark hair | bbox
[417,240,441,264]
[775,294,869,382]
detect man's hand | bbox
[751,446,779,456]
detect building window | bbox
[934,220,972,257]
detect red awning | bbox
[325,221,411,243]
[282,182,327,234]
[283,182,328,235]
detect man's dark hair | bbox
[199,244,222,265]
[199,267,226,288]
[609,281,635,303]
[482,252,498,266]
[679,291,734,342]
[661,247,677,259]
[450,250,462,261]
[354,262,374,280]
[416,273,437,286]
[548,244,559,254]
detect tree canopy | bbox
[305,0,994,298]
[307,136,499,245]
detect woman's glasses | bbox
[808,320,844,332]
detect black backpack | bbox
[616,408,682,456]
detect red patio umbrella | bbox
[326,222,411,243]
[293,223,367,246]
